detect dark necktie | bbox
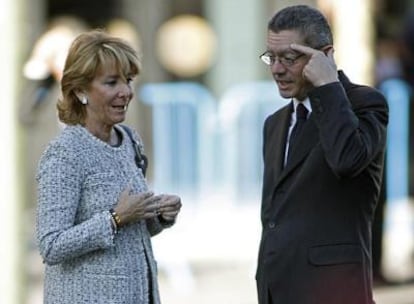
[287,103,308,164]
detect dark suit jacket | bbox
[256,71,388,304]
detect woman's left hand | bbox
[154,194,182,222]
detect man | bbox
[256,5,388,304]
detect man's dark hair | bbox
[268,5,333,49]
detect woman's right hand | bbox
[113,186,159,226]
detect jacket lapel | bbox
[271,106,292,180]
[268,106,291,186]
[276,113,319,184]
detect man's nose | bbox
[270,59,287,74]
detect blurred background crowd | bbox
[1,0,414,303]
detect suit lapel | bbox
[267,105,291,187]
[276,113,319,184]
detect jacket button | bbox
[268,222,276,229]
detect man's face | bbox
[265,29,312,101]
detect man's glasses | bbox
[259,51,304,67]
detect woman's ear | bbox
[74,91,88,105]
[74,90,83,101]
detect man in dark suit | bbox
[256,5,388,304]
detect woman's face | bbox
[83,64,134,130]
[266,29,313,101]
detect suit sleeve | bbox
[262,116,270,160]
[309,81,388,178]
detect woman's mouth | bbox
[112,105,127,112]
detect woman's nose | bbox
[118,82,133,98]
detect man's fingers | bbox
[290,43,318,55]
[290,44,335,60]
[326,48,335,61]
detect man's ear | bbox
[321,45,334,56]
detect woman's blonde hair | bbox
[57,30,141,125]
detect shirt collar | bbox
[293,98,312,114]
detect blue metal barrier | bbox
[379,79,412,201]
[379,78,414,281]
[139,82,217,198]
[218,81,288,202]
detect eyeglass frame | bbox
[259,51,305,67]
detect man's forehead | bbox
[267,29,303,41]
[266,30,304,50]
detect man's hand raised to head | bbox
[290,44,338,87]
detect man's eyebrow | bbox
[283,51,303,57]
[266,50,302,57]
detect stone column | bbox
[204,0,265,96]
[0,0,25,303]
[326,0,375,84]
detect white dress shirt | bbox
[284,98,312,165]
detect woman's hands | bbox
[113,186,181,226]
[156,194,182,222]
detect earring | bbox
[80,96,88,105]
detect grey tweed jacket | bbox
[36,124,173,304]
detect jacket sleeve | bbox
[36,144,115,265]
[146,216,175,237]
[309,81,388,178]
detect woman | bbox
[36,30,181,304]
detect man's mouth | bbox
[276,80,292,89]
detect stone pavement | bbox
[157,262,414,304]
[25,202,414,304]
